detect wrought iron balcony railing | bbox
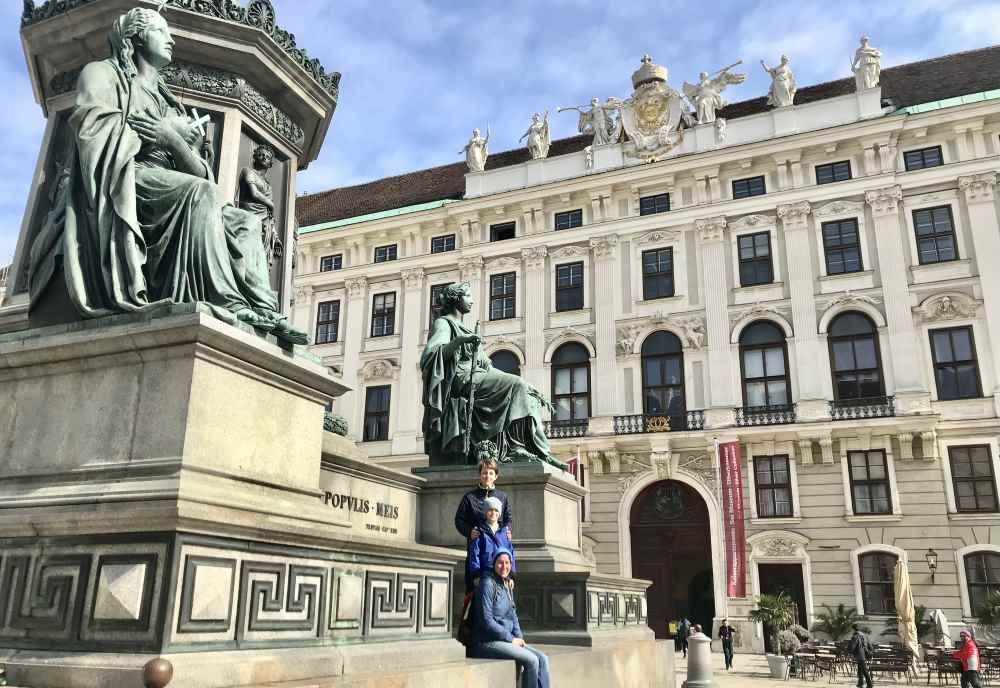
[613,411,706,434]
[544,419,589,438]
[734,404,797,427]
[829,395,895,421]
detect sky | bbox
[3,0,1000,268]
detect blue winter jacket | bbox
[469,566,522,645]
[467,523,516,582]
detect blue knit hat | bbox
[491,547,513,569]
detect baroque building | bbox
[293,45,1000,649]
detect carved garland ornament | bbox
[729,214,774,232]
[753,537,801,558]
[361,359,399,381]
[814,199,865,218]
[913,292,981,323]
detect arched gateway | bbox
[629,480,715,637]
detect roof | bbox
[296,44,1000,229]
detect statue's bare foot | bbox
[271,318,309,345]
[235,308,275,331]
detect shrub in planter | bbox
[777,629,801,655]
[788,624,810,642]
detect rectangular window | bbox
[429,283,448,328]
[848,450,893,515]
[370,292,396,337]
[815,160,852,185]
[732,175,766,199]
[755,455,794,518]
[903,146,943,171]
[490,222,516,242]
[319,254,342,272]
[374,244,398,263]
[641,248,675,300]
[363,385,391,442]
[639,193,670,216]
[555,262,584,312]
[930,326,981,400]
[913,206,957,265]
[431,234,455,254]
[737,232,773,286]
[315,300,340,344]
[489,272,516,320]
[949,445,998,513]
[822,219,863,275]
[554,209,583,231]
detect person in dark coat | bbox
[847,624,874,688]
[678,617,691,657]
[718,619,737,670]
[455,455,513,592]
[467,548,549,688]
[467,496,515,585]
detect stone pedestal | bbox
[682,633,717,688]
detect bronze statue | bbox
[238,143,282,267]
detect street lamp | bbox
[926,548,939,584]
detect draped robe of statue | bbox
[421,314,551,465]
[28,58,280,325]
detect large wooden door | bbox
[757,563,807,651]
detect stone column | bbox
[864,185,928,412]
[521,246,548,395]
[696,217,736,427]
[959,173,1000,413]
[341,276,368,439]
[590,235,621,415]
[682,632,717,688]
[458,255,484,323]
[777,201,827,420]
[394,268,425,453]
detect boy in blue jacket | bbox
[467,496,515,586]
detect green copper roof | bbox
[298,199,458,234]
[895,88,1000,114]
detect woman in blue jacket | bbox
[467,548,550,688]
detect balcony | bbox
[613,411,706,435]
[544,419,589,438]
[829,395,895,421]
[734,404,797,427]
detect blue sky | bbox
[3,0,1000,267]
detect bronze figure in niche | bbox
[238,143,282,267]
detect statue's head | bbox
[699,71,709,81]
[110,8,173,79]
[591,97,600,106]
[253,143,275,169]
[438,282,473,314]
[532,112,541,123]
[860,35,869,46]
[779,54,789,65]
[472,128,480,137]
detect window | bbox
[489,272,516,320]
[755,456,793,518]
[828,312,883,400]
[374,244,397,263]
[859,552,897,614]
[641,248,674,300]
[554,209,583,231]
[739,321,789,408]
[555,262,584,312]
[315,300,340,344]
[913,206,957,265]
[490,222,516,242]
[641,331,685,421]
[965,552,1000,613]
[848,450,892,515]
[732,175,766,199]
[737,232,773,286]
[639,193,670,215]
[930,326,981,400]
[363,385,390,442]
[815,160,852,185]
[551,343,590,422]
[319,254,342,272]
[429,283,448,328]
[490,350,521,376]
[822,219,863,275]
[370,292,396,337]
[903,146,943,171]
[950,446,998,513]
[430,234,455,254]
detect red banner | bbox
[718,441,747,597]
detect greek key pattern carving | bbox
[237,563,326,639]
[365,572,422,635]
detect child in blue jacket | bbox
[467,496,515,585]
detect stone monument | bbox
[461,127,490,172]
[761,55,797,108]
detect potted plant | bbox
[749,592,797,679]
[811,603,868,641]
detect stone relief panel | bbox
[913,292,982,323]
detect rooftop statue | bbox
[27,7,307,343]
[238,143,282,267]
[682,62,746,124]
[519,111,551,160]
[761,55,797,108]
[558,97,621,147]
[852,35,882,90]
[461,127,490,172]
[420,282,563,468]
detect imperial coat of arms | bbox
[613,55,685,161]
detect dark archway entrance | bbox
[630,480,714,639]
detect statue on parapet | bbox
[761,54,797,108]
[519,111,551,160]
[26,6,307,343]
[682,62,746,124]
[558,97,621,147]
[420,282,564,468]
[461,126,490,172]
[238,143,282,266]
[852,35,881,90]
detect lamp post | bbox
[926,548,939,584]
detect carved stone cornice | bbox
[958,172,997,204]
[751,535,805,558]
[400,268,425,290]
[344,276,368,299]
[635,230,681,245]
[729,301,792,327]
[816,290,881,314]
[616,314,706,356]
[776,201,812,227]
[695,216,727,242]
[544,325,595,347]
[913,292,982,323]
[548,245,588,260]
[729,214,775,232]
[458,256,484,281]
[521,246,549,268]
[360,358,399,381]
[864,185,903,216]
[589,235,619,261]
[814,199,865,218]
[486,256,521,271]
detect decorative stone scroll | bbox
[958,173,997,204]
[865,185,903,215]
[695,216,727,242]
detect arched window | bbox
[490,350,521,376]
[829,312,884,400]
[551,343,590,423]
[965,551,1000,614]
[641,331,685,420]
[859,552,897,615]
[739,321,789,409]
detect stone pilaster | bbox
[458,255,484,321]
[521,246,549,394]
[590,235,621,415]
[394,268,425,453]
[341,276,368,439]
[696,216,736,422]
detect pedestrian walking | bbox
[847,624,874,688]
[950,629,983,688]
[678,617,691,657]
[718,619,737,670]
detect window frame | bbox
[550,343,592,423]
[903,145,944,171]
[373,244,398,263]
[362,385,391,442]
[815,160,852,185]
[738,322,791,410]
[753,455,795,519]
[821,218,864,276]
[827,312,885,401]
[732,175,767,199]
[912,205,959,266]
[940,438,1000,516]
[929,325,982,401]
[554,208,584,231]
[965,550,1000,616]
[858,551,898,616]
[847,449,894,516]
[639,193,670,216]
[490,221,516,242]
[640,331,686,422]
[949,445,999,514]
[428,283,448,329]
[489,349,521,376]
[319,254,342,272]
[370,291,396,337]
[430,234,456,254]
[315,299,340,344]
[956,544,1000,617]
[736,231,774,287]
[554,261,585,312]
[641,247,675,301]
[489,272,517,321]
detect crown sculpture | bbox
[614,54,685,161]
